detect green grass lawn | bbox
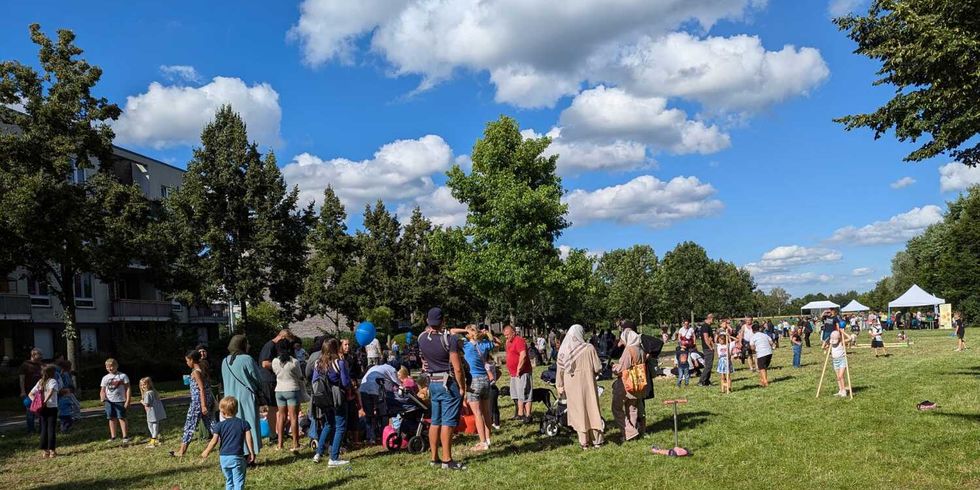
[1,330,976,489]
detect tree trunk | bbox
[59,263,79,375]
[239,300,248,332]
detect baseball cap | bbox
[426,307,443,327]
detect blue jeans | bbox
[219,455,246,490]
[315,407,347,460]
[792,344,802,367]
[429,378,461,427]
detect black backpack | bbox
[312,361,343,409]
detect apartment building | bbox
[0,146,228,361]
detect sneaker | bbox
[312,454,322,463]
[328,459,349,467]
[122,437,131,444]
[491,424,501,430]
[442,460,467,470]
[430,460,440,467]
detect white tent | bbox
[800,300,840,313]
[841,299,869,313]
[888,284,944,309]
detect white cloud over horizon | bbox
[852,267,873,276]
[281,134,453,212]
[890,176,916,189]
[565,175,723,228]
[745,245,842,274]
[939,162,980,192]
[159,65,202,84]
[114,76,282,149]
[395,186,468,228]
[755,272,834,287]
[828,205,944,245]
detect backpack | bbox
[311,361,343,410]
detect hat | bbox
[426,307,443,327]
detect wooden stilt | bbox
[816,344,831,398]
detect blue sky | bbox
[4,0,978,297]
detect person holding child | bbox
[100,358,131,443]
[450,324,495,451]
[556,324,605,450]
[202,396,256,490]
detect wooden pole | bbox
[844,346,854,400]
[815,343,831,398]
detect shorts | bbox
[871,339,884,348]
[260,372,276,407]
[716,357,734,374]
[467,375,490,402]
[756,354,772,370]
[509,373,532,402]
[832,357,847,370]
[956,330,965,340]
[821,331,832,342]
[429,378,462,427]
[104,401,126,419]
[275,390,301,407]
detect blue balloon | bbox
[405,331,413,344]
[23,397,31,408]
[259,418,270,438]
[356,321,376,347]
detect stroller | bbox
[378,379,431,454]
[535,387,568,437]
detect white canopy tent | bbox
[800,300,840,315]
[841,299,870,313]
[888,284,944,312]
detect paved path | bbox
[0,395,190,433]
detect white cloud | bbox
[558,245,605,260]
[288,1,831,111]
[396,186,468,228]
[558,86,730,154]
[522,127,650,174]
[852,267,873,277]
[114,77,282,149]
[565,175,723,228]
[939,162,980,192]
[745,245,842,273]
[828,205,944,245]
[755,272,833,286]
[281,135,453,212]
[889,176,916,189]
[159,65,202,83]
[611,32,830,113]
[828,0,864,17]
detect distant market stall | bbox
[800,300,840,316]
[841,299,870,313]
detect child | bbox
[790,327,803,368]
[202,396,255,490]
[675,350,690,387]
[100,358,131,443]
[57,360,80,432]
[715,333,735,393]
[173,350,216,458]
[140,377,167,447]
[397,366,418,395]
[30,364,60,458]
[829,330,850,397]
[869,321,888,357]
[416,375,430,404]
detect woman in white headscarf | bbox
[612,329,645,442]
[556,325,604,449]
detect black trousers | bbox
[804,332,812,347]
[488,384,500,426]
[39,406,57,451]
[699,350,714,385]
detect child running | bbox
[829,330,850,397]
[715,332,735,393]
[140,377,167,448]
[100,358,131,443]
[202,396,255,490]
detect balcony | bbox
[109,299,173,322]
[0,294,32,321]
[189,304,229,324]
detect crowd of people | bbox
[16,305,968,487]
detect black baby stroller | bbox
[534,387,569,437]
[379,379,431,454]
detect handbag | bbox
[29,382,44,414]
[621,348,648,396]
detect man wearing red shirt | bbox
[504,325,533,423]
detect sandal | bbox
[470,443,488,452]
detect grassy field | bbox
[0,329,976,489]
[0,381,187,417]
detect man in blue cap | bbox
[418,307,467,470]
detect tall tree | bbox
[300,187,358,330]
[442,116,568,324]
[397,207,435,323]
[166,105,308,326]
[710,261,756,318]
[350,201,400,335]
[835,0,980,165]
[0,25,150,368]
[656,242,714,321]
[596,245,659,325]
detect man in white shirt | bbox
[750,325,774,388]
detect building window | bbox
[27,278,50,307]
[161,185,171,199]
[75,273,95,308]
[70,163,88,184]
